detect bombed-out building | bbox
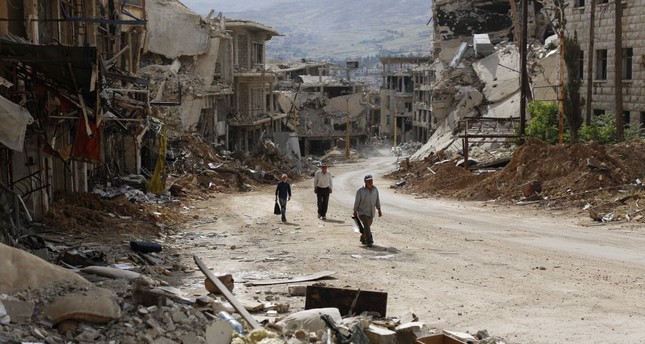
[226,20,285,152]
[380,56,433,145]
[0,0,149,228]
[271,61,370,156]
[0,0,289,244]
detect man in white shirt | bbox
[313,163,333,220]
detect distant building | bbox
[379,56,433,145]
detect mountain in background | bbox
[222,0,433,60]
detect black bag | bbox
[274,201,281,215]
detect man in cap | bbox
[313,163,333,220]
[352,174,382,247]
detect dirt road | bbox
[173,155,645,344]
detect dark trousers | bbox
[278,197,287,220]
[316,187,330,217]
[359,214,374,244]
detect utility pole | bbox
[585,0,595,125]
[614,0,624,141]
[345,97,350,159]
[519,0,528,137]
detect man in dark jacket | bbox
[275,174,292,222]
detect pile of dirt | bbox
[390,139,645,222]
[458,139,640,200]
[389,151,487,197]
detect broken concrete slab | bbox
[472,46,521,103]
[275,307,341,333]
[205,318,234,344]
[0,243,91,293]
[0,299,35,324]
[44,287,121,325]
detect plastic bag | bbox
[274,202,281,215]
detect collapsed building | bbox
[0,0,303,245]
[269,61,371,156]
[410,0,563,161]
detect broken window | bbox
[253,43,264,66]
[623,111,631,128]
[597,0,609,4]
[595,49,607,80]
[640,112,645,130]
[623,48,633,80]
[575,0,585,7]
[593,109,605,116]
[251,88,262,115]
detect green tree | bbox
[579,114,641,144]
[525,101,561,144]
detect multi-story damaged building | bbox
[0,0,286,236]
[412,64,436,143]
[0,0,148,223]
[380,56,433,145]
[411,0,565,160]
[271,61,370,156]
[225,20,285,152]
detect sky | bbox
[179,0,289,15]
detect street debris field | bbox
[388,138,645,224]
[1,138,644,344]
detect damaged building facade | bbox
[566,0,645,128]
[412,0,562,160]
[0,0,290,243]
[0,0,148,230]
[380,56,434,145]
[271,61,370,156]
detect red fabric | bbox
[71,117,102,163]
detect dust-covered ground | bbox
[165,154,645,344]
[14,140,645,344]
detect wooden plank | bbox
[245,270,335,286]
[193,255,261,330]
[305,285,387,317]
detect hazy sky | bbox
[179,0,289,15]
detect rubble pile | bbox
[0,240,507,344]
[166,134,308,195]
[391,139,645,222]
[42,191,191,238]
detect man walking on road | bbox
[275,174,291,222]
[353,174,382,247]
[313,163,333,220]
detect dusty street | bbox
[170,155,645,344]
